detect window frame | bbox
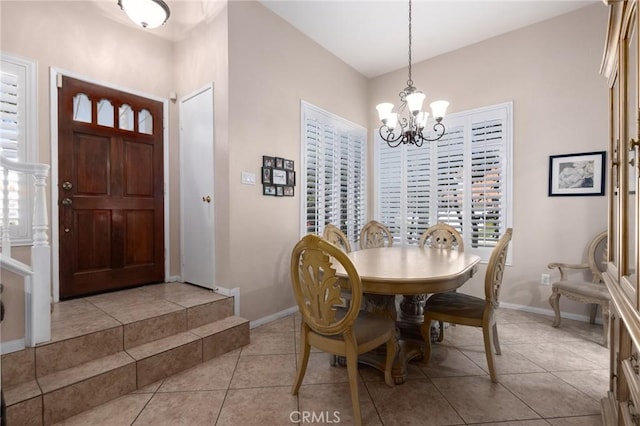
[300,101,367,248]
[0,52,38,245]
[374,101,513,262]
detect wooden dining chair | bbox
[359,220,393,250]
[420,228,512,383]
[323,224,352,253]
[291,234,396,425]
[419,222,464,252]
[418,222,465,342]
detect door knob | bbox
[202,196,211,203]
[62,181,72,191]
[61,198,72,206]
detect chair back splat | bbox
[322,224,352,253]
[419,222,464,251]
[359,220,393,250]
[485,228,512,309]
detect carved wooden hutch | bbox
[601,1,640,424]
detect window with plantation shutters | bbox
[0,54,36,242]
[375,102,512,261]
[302,101,366,247]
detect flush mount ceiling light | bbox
[376,0,449,148]
[118,0,171,29]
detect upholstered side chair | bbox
[421,228,513,383]
[290,234,396,425]
[359,220,393,250]
[418,222,465,342]
[548,230,610,347]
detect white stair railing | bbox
[0,152,51,346]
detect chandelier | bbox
[376,0,449,148]
[118,0,171,29]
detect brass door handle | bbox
[202,196,211,203]
[61,198,72,206]
[62,181,72,191]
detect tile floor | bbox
[53,307,607,425]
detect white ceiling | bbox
[93,0,599,78]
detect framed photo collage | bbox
[262,155,295,197]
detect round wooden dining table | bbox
[334,246,481,384]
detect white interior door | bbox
[180,84,215,289]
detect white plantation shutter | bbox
[378,140,402,243]
[375,102,512,261]
[435,124,464,233]
[378,141,432,246]
[0,54,36,242]
[302,102,366,247]
[405,143,431,245]
[470,115,507,253]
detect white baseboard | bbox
[1,338,25,355]
[215,286,240,316]
[245,302,599,332]
[499,301,602,325]
[250,306,299,329]
[166,275,181,283]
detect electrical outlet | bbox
[541,273,550,285]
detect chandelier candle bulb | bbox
[376,103,394,123]
[406,92,425,113]
[430,100,450,122]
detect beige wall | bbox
[370,3,609,316]
[226,1,369,320]
[0,1,176,342]
[173,7,231,284]
[0,1,611,345]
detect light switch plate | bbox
[241,171,256,185]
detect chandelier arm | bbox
[379,126,405,148]
[417,122,447,142]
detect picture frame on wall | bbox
[261,167,272,184]
[548,151,606,196]
[284,159,295,171]
[263,185,276,196]
[272,169,287,185]
[262,154,296,197]
[263,156,274,168]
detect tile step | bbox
[4,316,250,426]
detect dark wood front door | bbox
[58,76,164,299]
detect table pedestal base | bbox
[335,294,438,384]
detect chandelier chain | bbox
[407,0,413,87]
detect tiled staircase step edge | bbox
[35,326,124,379]
[4,378,41,407]
[189,315,249,338]
[125,330,202,361]
[37,351,135,394]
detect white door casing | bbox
[180,84,215,288]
